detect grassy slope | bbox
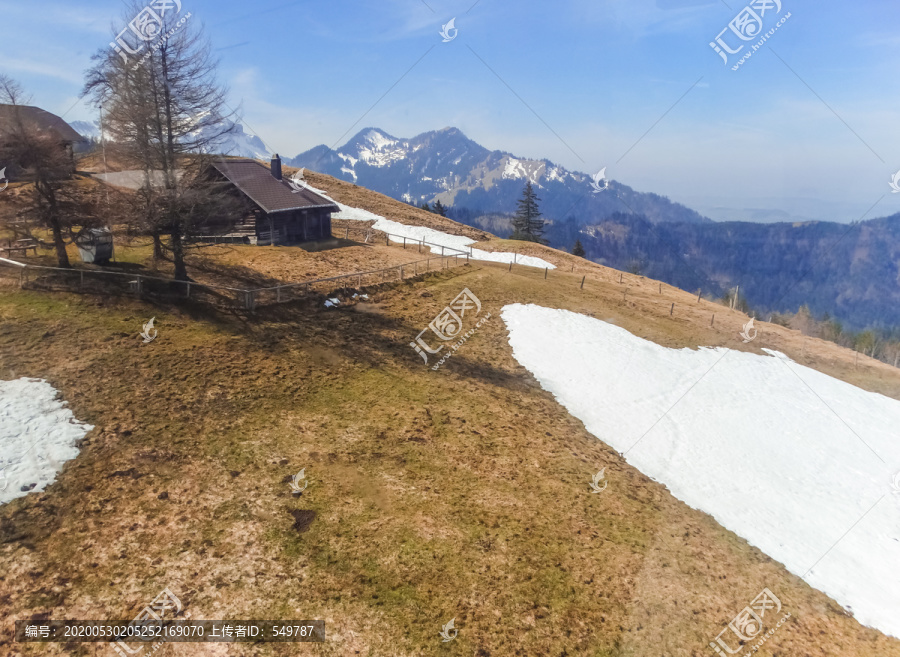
[1,171,899,655]
[0,259,898,657]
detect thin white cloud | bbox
[0,54,83,84]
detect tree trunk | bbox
[49,217,70,268]
[152,232,164,260]
[171,230,188,281]
[36,180,69,268]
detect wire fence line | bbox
[0,226,473,310]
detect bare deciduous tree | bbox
[0,74,91,267]
[84,2,243,280]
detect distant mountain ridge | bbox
[70,118,269,160]
[541,211,900,330]
[289,127,710,225]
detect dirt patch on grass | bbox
[289,510,317,534]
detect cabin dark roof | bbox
[209,159,339,214]
[0,104,85,143]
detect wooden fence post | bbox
[186,282,191,299]
[80,270,84,288]
[136,275,142,296]
[442,246,445,257]
[580,276,585,289]
[619,273,623,284]
[544,267,548,279]
[403,237,407,249]
[508,261,512,272]
[697,291,702,303]
[670,303,674,316]
[711,313,715,327]
[276,286,281,302]
[358,274,362,287]
[399,266,403,279]
[345,227,349,239]
[659,283,661,294]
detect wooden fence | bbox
[0,225,471,311]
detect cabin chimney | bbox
[270,154,282,181]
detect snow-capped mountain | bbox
[289,127,709,224]
[69,118,269,160]
[200,120,269,160]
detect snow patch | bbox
[338,152,359,168]
[502,157,525,180]
[501,304,900,639]
[364,130,396,151]
[0,378,93,505]
[295,181,555,269]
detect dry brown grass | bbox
[0,257,898,656]
[1,172,899,656]
[299,169,491,241]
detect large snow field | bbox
[0,378,93,505]
[298,181,556,269]
[501,303,900,638]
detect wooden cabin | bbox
[201,156,339,245]
[0,104,85,178]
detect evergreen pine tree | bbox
[572,239,585,257]
[432,200,447,217]
[511,181,546,243]
[420,201,431,213]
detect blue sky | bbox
[2,0,899,222]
